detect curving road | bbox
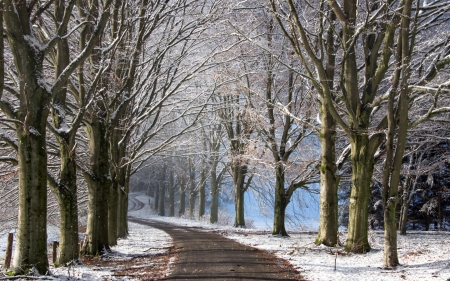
[128,193,146,212]
[128,196,302,280]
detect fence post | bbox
[52,241,59,264]
[4,233,13,269]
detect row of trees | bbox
[0,0,449,275]
[0,0,221,274]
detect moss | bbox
[320,165,326,174]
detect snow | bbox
[1,193,449,281]
[0,221,172,280]
[23,35,44,53]
[0,128,18,147]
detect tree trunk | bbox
[56,191,79,265]
[345,135,373,253]
[209,126,222,224]
[50,4,80,264]
[316,105,338,246]
[13,100,50,274]
[3,0,50,273]
[399,201,409,235]
[210,170,220,224]
[82,119,111,255]
[117,167,130,238]
[109,144,127,244]
[158,182,165,216]
[168,170,175,217]
[189,158,196,219]
[233,165,247,227]
[198,165,206,219]
[384,199,399,266]
[316,12,338,245]
[273,166,288,236]
[383,0,412,267]
[179,177,186,216]
[154,184,159,210]
[234,186,245,227]
[108,180,119,246]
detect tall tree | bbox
[0,0,110,272]
[270,0,450,259]
[219,93,254,227]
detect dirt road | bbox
[129,217,302,281]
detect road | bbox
[128,196,302,280]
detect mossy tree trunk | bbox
[316,11,338,247]
[219,93,253,228]
[179,175,187,216]
[262,44,311,236]
[82,118,111,255]
[273,166,288,236]
[158,165,167,216]
[210,171,220,223]
[107,0,148,244]
[232,164,250,227]
[154,184,159,211]
[316,107,338,246]
[117,165,131,238]
[345,134,375,253]
[198,157,206,219]
[209,124,223,224]
[13,88,50,274]
[2,0,63,274]
[48,0,80,266]
[168,170,175,217]
[382,0,413,267]
[188,158,197,219]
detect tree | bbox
[207,122,226,223]
[270,0,450,264]
[0,0,110,273]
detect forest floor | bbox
[0,193,449,280]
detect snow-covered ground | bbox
[1,193,449,281]
[0,201,173,280]
[133,193,450,281]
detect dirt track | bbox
[128,217,303,281]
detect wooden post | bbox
[4,233,13,269]
[52,241,59,264]
[78,240,84,259]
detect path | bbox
[128,194,302,280]
[128,216,302,280]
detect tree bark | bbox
[179,176,186,216]
[117,166,130,238]
[198,164,206,219]
[209,125,222,224]
[82,118,111,255]
[168,170,175,217]
[382,0,413,267]
[154,184,159,211]
[316,11,338,247]
[14,107,49,274]
[188,158,196,219]
[273,166,288,236]
[3,0,50,272]
[345,135,374,253]
[233,165,247,227]
[316,106,338,246]
[108,179,119,246]
[158,165,166,216]
[210,172,220,224]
